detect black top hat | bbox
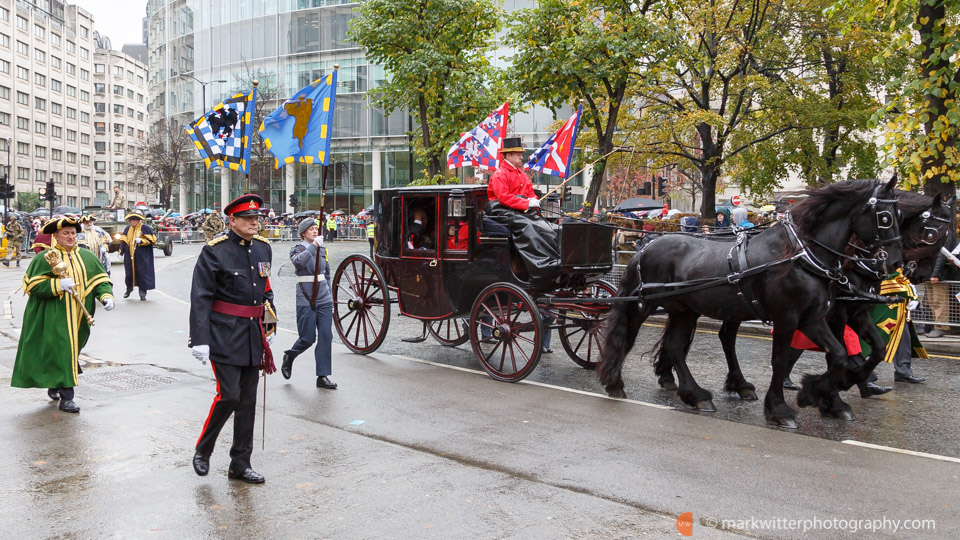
[501,136,524,154]
[224,194,264,217]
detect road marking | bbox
[392,354,675,410]
[3,300,11,320]
[842,440,960,464]
[151,288,298,335]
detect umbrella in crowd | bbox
[611,197,666,213]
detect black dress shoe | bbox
[783,377,801,391]
[859,382,893,398]
[317,376,338,389]
[281,353,293,380]
[192,452,210,476]
[894,374,925,383]
[123,289,132,298]
[47,388,60,401]
[58,400,80,413]
[139,292,147,301]
[228,468,265,484]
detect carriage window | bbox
[443,216,470,255]
[402,196,437,257]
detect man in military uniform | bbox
[107,186,125,211]
[3,215,25,267]
[202,211,225,243]
[190,194,277,484]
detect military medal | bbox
[258,262,271,277]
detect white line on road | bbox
[3,300,11,320]
[392,354,675,410]
[842,440,960,464]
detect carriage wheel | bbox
[469,283,543,382]
[333,254,391,354]
[428,317,469,347]
[558,280,616,369]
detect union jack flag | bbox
[447,102,509,170]
[525,105,582,179]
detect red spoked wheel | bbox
[428,317,470,347]
[332,254,391,354]
[557,280,616,369]
[469,282,543,382]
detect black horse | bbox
[597,179,903,428]
[785,191,954,416]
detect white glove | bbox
[102,298,115,311]
[135,237,143,244]
[60,278,76,293]
[266,332,275,345]
[314,235,324,248]
[907,300,919,311]
[192,344,210,365]
[527,198,540,209]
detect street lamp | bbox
[180,73,226,212]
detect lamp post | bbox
[180,74,226,212]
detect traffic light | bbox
[657,177,667,197]
[2,184,14,199]
[44,180,57,202]
[289,194,299,208]
[560,183,571,202]
[639,181,652,196]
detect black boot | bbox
[859,382,893,398]
[281,353,293,380]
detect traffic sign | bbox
[731,195,741,206]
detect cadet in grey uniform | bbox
[280,218,337,389]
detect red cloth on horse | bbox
[790,326,862,355]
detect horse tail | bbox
[598,256,650,396]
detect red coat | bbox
[487,161,535,211]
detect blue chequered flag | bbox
[525,105,582,179]
[184,87,257,174]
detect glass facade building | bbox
[147,0,585,214]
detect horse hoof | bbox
[660,381,678,391]
[769,417,798,429]
[607,388,627,399]
[823,410,855,421]
[738,389,759,401]
[696,400,716,412]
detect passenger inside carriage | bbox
[406,204,435,250]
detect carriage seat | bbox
[480,200,510,239]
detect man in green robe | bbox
[10,217,115,413]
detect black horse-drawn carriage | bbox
[331,185,616,382]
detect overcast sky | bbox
[75,0,145,48]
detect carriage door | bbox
[395,194,454,319]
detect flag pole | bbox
[542,147,620,199]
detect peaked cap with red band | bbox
[224,194,264,217]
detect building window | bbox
[80,112,89,123]
[95,102,105,113]
[36,170,46,182]
[67,129,76,141]
[94,83,105,93]
[16,66,28,80]
[35,73,45,86]
[80,69,89,80]
[127,107,134,118]
[35,122,46,134]
[16,16,27,31]
[67,152,77,163]
[67,196,76,207]
[127,126,134,136]
[35,97,45,110]
[95,63,104,73]
[34,24,44,39]
[0,60,8,73]
[16,91,28,105]
[52,149,62,161]
[17,168,29,180]
[51,126,61,138]
[52,102,61,115]
[115,143,125,153]
[95,161,106,171]
[113,85,123,95]
[51,79,61,92]
[0,33,7,48]
[81,197,90,208]
[80,90,89,101]
[52,172,62,183]
[17,142,28,155]
[81,155,90,166]
[80,133,89,144]
[95,122,105,133]
[35,146,45,158]
[34,49,44,62]
[95,142,105,152]
[0,7,8,22]
[51,56,60,69]
[15,40,27,55]
[137,112,143,121]
[67,107,76,119]
[127,89,134,99]
[67,85,76,97]
[113,104,123,114]
[137,93,144,103]
[67,41,75,53]
[0,112,8,126]
[115,182,125,190]
[114,123,123,133]
[85,177,95,188]
[114,162,124,172]
[80,26,88,39]
[66,63,75,75]
[51,33,60,47]
[127,70,134,81]
[16,116,28,130]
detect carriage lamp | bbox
[448,189,466,218]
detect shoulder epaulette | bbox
[207,236,229,247]
[253,235,270,243]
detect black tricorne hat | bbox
[224,194,264,217]
[41,217,82,234]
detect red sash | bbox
[210,300,276,374]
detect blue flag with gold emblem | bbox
[259,67,338,168]
[184,87,257,173]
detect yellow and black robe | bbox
[118,223,156,291]
[11,246,113,389]
[859,271,928,363]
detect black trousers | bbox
[196,361,260,471]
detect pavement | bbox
[0,244,957,539]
